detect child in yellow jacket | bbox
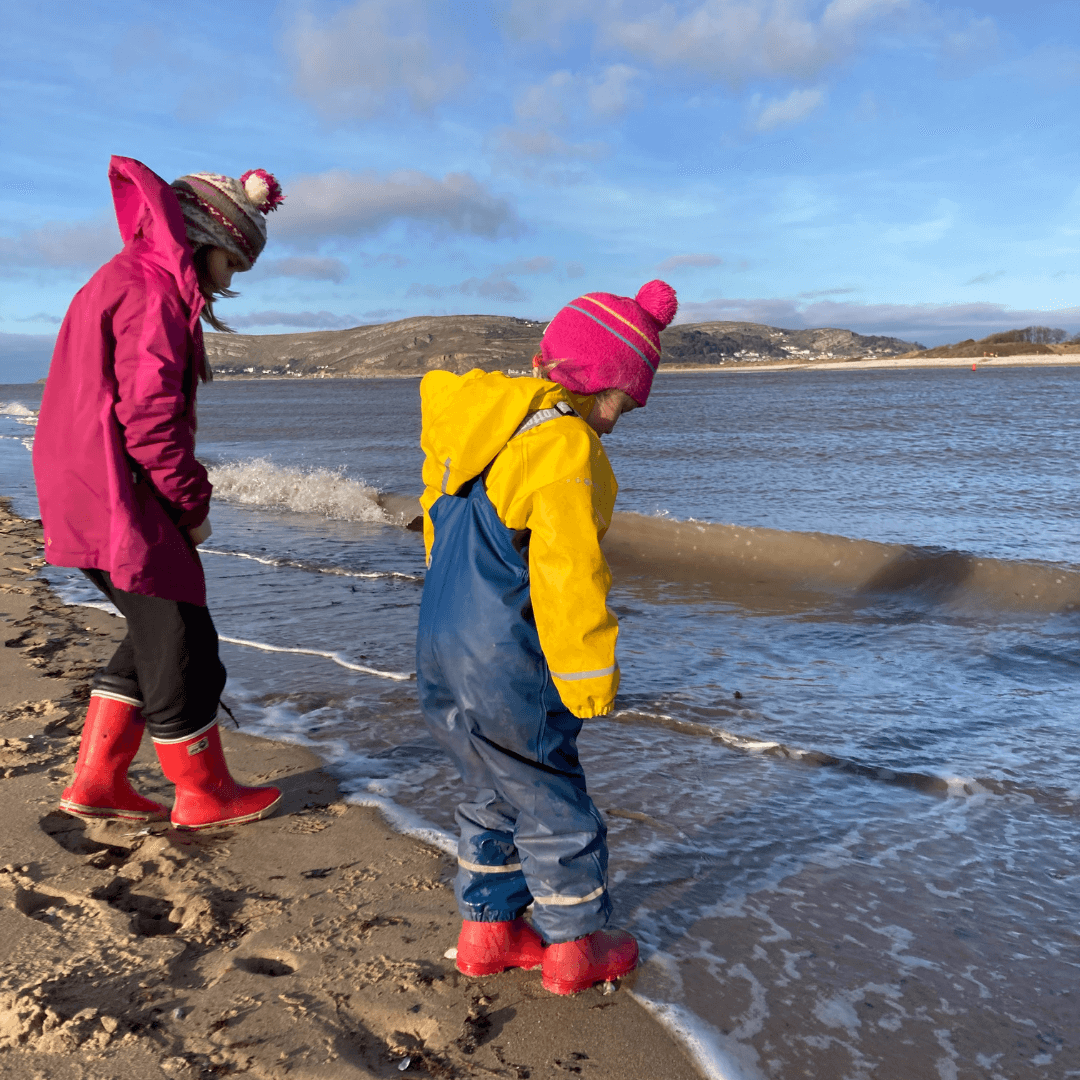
[416,280,677,995]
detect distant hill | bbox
[204,314,922,379]
[899,327,1080,360]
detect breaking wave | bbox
[206,458,389,524]
[203,464,1080,614]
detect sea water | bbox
[3,369,1078,1079]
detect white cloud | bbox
[274,170,520,243]
[405,257,557,304]
[516,64,642,125]
[505,0,588,43]
[0,218,120,271]
[464,275,528,303]
[588,64,642,118]
[797,286,858,298]
[675,296,1080,346]
[258,257,349,283]
[656,253,723,271]
[516,70,576,124]
[754,87,825,130]
[602,0,908,83]
[407,273,529,303]
[288,0,467,118]
[501,256,556,274]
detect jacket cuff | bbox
[552,670,619,720]
[175,506,209,530]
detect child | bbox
[416,280,678,994]
[33,155,285,831]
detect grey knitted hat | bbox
[171,169,284,270]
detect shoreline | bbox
[211,353,1080,381]
[9,353,1080,389]
[663,352,1080,374]
[0,501,706,1080]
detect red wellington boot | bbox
[153,722,281,831]
[59,692,169,822]
[456,918,545,976]
[541,928,639,995]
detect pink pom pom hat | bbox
[540,280,678,406]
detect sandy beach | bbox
[0,500,703,1080]
[199,351,1080,383]
[663,351,1080,375]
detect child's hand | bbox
[188,519,213,545]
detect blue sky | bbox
[2,0,1079,381]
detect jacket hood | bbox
[420,369,593,497]
[109,155,202,321]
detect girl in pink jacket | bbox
[33,156,284,830]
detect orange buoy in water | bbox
[972,363,977,370]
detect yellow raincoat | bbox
[419,368,620,718]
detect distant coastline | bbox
[199,313,1080,382]
[210,351,1080,382]
[662,351,1080,374]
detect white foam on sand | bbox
[42,570,414,682]
[217,634,413,682]
[630,992,766,1080]
[207,458,388,523]
[343,795,457,856]
[200,547,422,583]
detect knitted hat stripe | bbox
[566,303,658,374]
[173,186,253,264]
[178,178,263,258]
[579,295,661,359]
[193,201,258,265]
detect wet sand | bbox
[0,501,703,1080]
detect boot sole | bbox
[59,798,168,822]
[171,793,283,831]
[456,958,543,977]
[541,958,637,996]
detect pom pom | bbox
[635,279,678,328]
[241,169,285,214]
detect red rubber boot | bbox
[541,928,639,995]
[59,693,168,822]
[154,722,281,831]
[456,918,545,976]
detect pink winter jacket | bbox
[33,156,213,605]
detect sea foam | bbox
[207,458,388,523]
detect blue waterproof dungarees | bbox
[416,465,612,944]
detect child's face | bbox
[586,389,638,436]
[205,247,245,291]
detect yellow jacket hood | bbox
[420,368,591,499]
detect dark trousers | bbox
[83,569,227,741]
